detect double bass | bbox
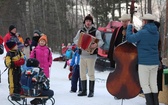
[106,0,141,99]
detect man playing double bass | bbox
[108,14,137,68]
[73,14,104,97]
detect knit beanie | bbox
[6,40,17,50]
[39,34,47,43]
[83,14,94,24]
[18,43,24,50]
[26,58,40,67]
[34,30,41,36]
[9,25,16,32]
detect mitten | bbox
[14,58,25,67]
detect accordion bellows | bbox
[78,32,99,54]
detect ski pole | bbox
[0,67,8,75]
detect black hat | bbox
[9,25,16,32]
[6,40,17,50]
[83,14,94,24]
[26,58,40,67]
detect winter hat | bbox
[33,30,41,36]
[83,14,94,24]
[18,43,24,50]
[6,40,17,50]
[9,25,16,32]
[26,58,40,67]
[141,13,156,21]
[119,14,131,21]
[39,34,47,43]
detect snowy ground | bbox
[0,52,166,105]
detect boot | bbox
[88,80,95,97]
[153,93,159,105]
[30,98,42,105]
[78,80,87,96]
[144,93,154,105]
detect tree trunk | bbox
[148,0,152,13]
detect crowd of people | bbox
[2,25,54,105]
[0,12,165,105]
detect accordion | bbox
[78,32,99,54]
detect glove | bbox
[14,58,25,67]
[70,66,73,71]
[78,49,82,55]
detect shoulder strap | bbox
[48,47,51,61]
[34,49,36,58]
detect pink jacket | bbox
[30,45,52,78]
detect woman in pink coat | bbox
[30,34,52,78]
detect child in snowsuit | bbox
[30,34,52,78]
[63,47,73,69]
[20,58,54,105]
[70,48,82,93]
[5,40,25,101]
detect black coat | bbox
[108,26,137,68]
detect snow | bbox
[0,52,166,105]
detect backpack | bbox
[20,67,50,96]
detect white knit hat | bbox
[141,13,156,20]
[119,14,131,21]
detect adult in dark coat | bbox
[108,14,137,68]
[30,30,41,51]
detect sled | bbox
[8,95,55,105]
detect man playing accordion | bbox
[73,14,104,97]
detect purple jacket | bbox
[30,45,52,78]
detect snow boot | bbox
[11,93,21,101]
[78,80,87,96]
[30,98,42,105]
[153,93,159,105]
[88,80,95,97]
[144,93,154,105]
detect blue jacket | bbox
[70,49,80,66]
[126,23,159,65]
[65,48,73,59]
